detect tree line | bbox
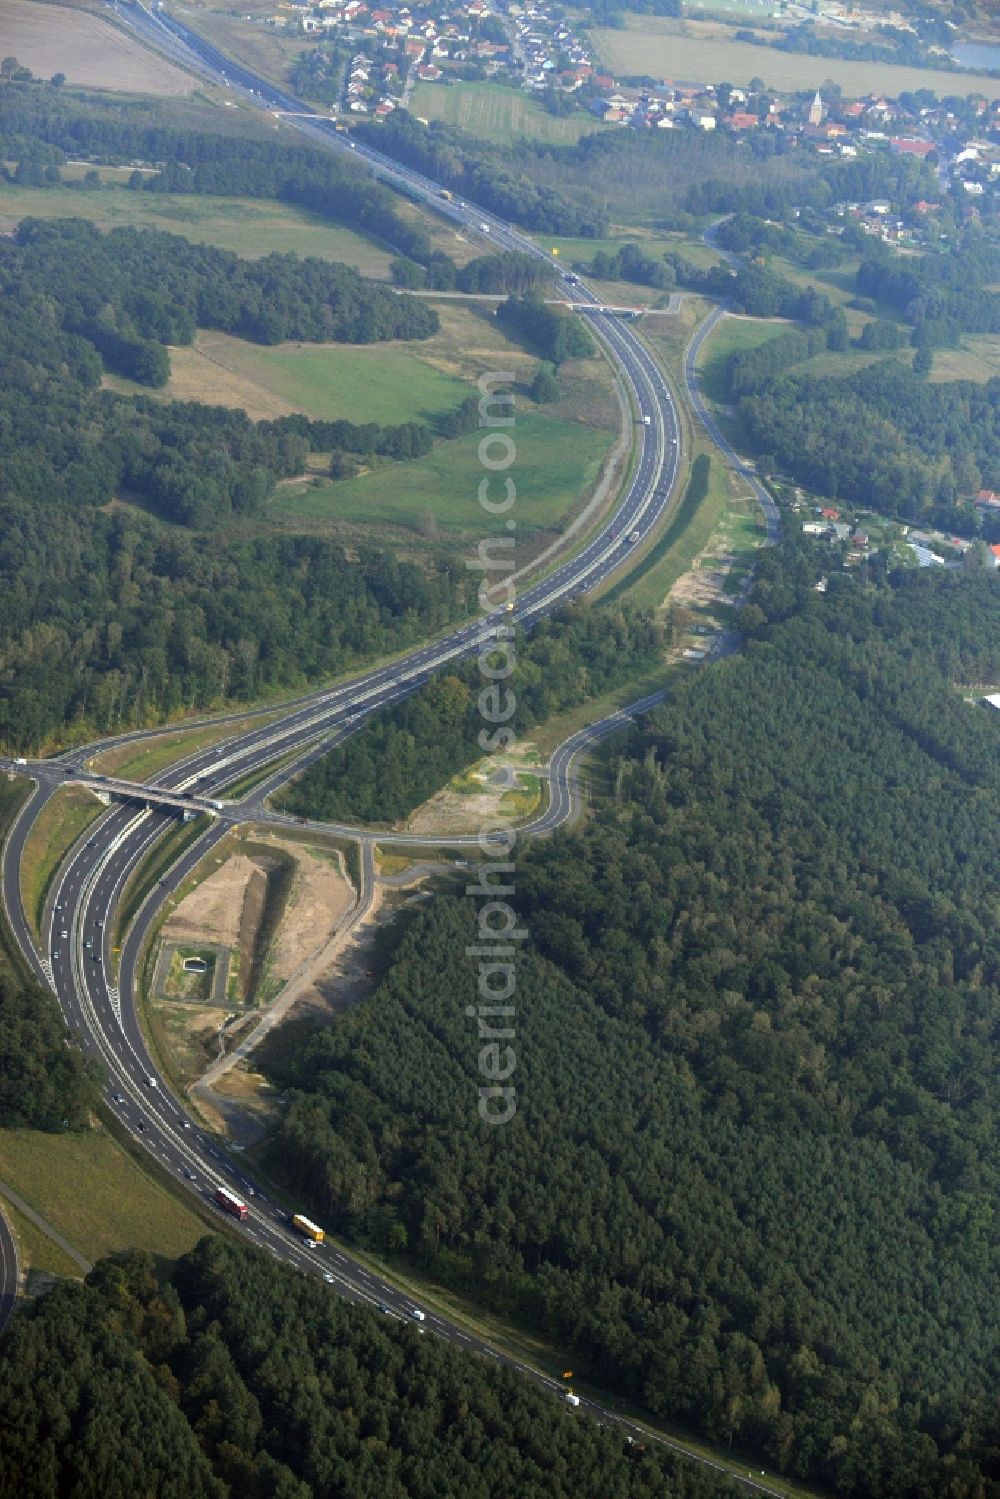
[0,783,101,1128]
[0,82,441,270]
[355,110,611,238]
[857,235,1000,345]
[262,549,1000,1498]
[278,604,666,824]
[496,293,597,365]
[0,1236,738,1498]
[738,357,998,518]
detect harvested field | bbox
[592,17,1000,96]
[2,0,195,94]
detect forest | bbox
[0,512,477,752]
[738,357,998,516]
[355,111,611,237]
[9,216,437,361]
[0,1236,736,1499]
[0,784,102,1128]
[263,550,1000,1498]
[279,605,665,824]
[0,84,438,269]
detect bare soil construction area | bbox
[158,835,352,1007]
[258,836,354,991]
[164,851,263,956]
[405,745,541,837]
[3,0,195,94]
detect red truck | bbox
[215,1185,248,1221]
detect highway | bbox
[0,10,783,1491]
[0,1202,18,1337]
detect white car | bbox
[145,1076,157,1088]
[409,1307,426,1322]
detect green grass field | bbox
[0,1196,82,1279]
[697,315,784,403]
[270,409,611,539]
[0,182,396,275]
[109,298,568,427]
[20,787,106,944]
[592,17,1000,95]
[164,329,469,424]
[410,81,607,145]
[0,1126,208,1267]
[186,9,307,91]
[929,335,1000,382]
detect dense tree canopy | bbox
[280,605,665,823]
[263,553,1000,1497]
[0,84,440,268]
[0,512,476,752]
[9,217,437,359]
[356,111,610,237]
[0,1237,736,1498]
[496,293,596,365]
[739,358,998,514]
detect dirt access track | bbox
[3,0,195,94]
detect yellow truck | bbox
[292,1213,325,1244]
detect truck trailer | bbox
[292,1213,325,1244]
[215,1185,249,1221]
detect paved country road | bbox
[0,1199,19,1336]
[0,12,785,1492]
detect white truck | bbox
[409,1307,426,1323]
[565,1391,580,1407]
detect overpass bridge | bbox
[63,775,228,820]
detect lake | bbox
[951,42,1000,75]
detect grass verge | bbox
[115,816,212,946]
[610,453,727,611]
[0,1123,209,1269]
[90,714,283,782]
[19,786,106,945]
[0,1196,82,1280]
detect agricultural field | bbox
[409,81,607,145]
[0,182,397,275]
[591,16,1000,96]
[0,1126,207,1268]
[2,0,195,94]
